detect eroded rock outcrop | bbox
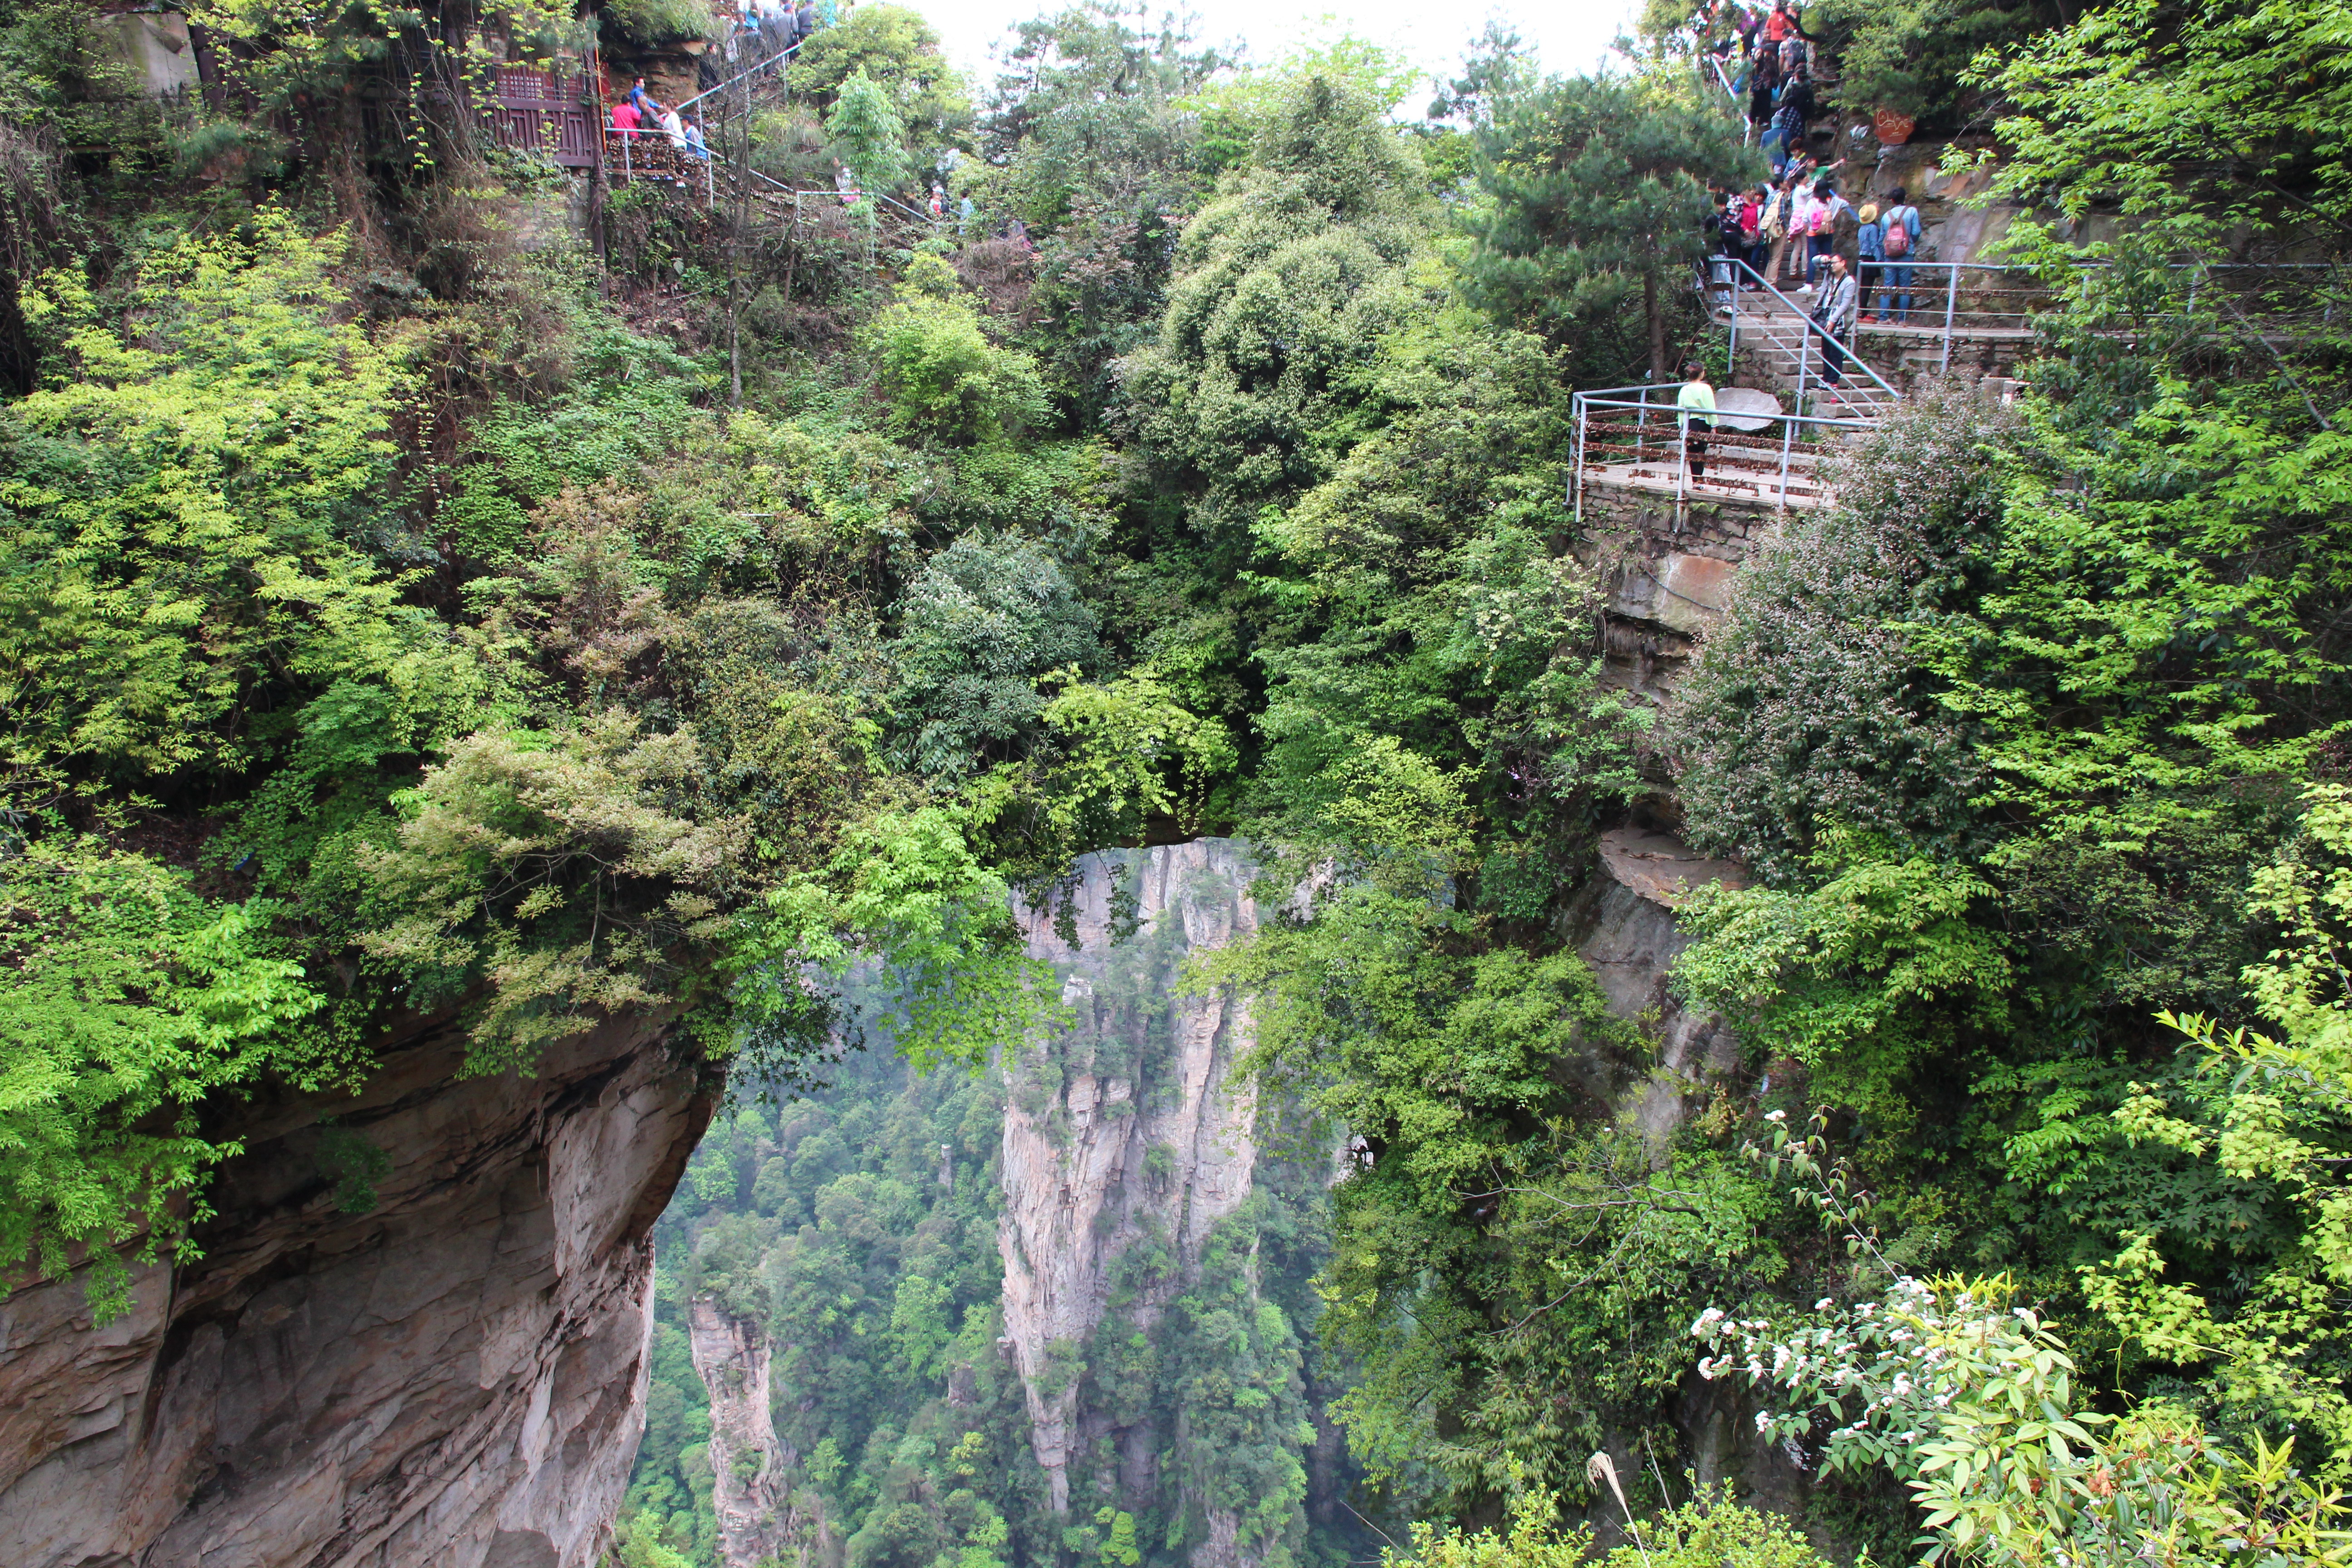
[0,1007,711,1568]
[687,1296,796,1568]
[1572,825,1748,1140]
[999,841,1261,1519]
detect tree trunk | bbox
[726,63,752,411]
[1644,266,1669,383]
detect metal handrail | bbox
[1722,255,2346,376]
[677,35,802,115]
[1571,386,1869,519]
[1724,258,1905,408]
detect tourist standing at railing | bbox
[658,103,688,151]
[684,116,709,161]
[611,97,644,141]
[1811,252,1859,399]
[1710,195,1742,309]
[1677,361,1717,485]
[1855,203,1884,320]
[1876,188,1921,323]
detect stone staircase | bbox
[1720,283,1905,422]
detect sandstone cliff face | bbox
[999,840,1261,1521]
[0,1007,711,1568]
[687,1295,797,1567]
[1572,826,1749,1142]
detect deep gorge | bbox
[4,1,2350,1566]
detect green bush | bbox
[0,839,331,1316]
[863,297,1049,445]
[601,0,713,46]
[885,533,1103,776]
[1668,393,2004,886]
[1386,1485,1834,1568]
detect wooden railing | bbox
[480,67,601,169]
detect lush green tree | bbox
[828,68,916,209]
[1121,72,1431,546]
[1975,0,2352,247]
[1463,74,1758,380]
[974,4,1223,416]
[886,533,1106,778]
[2,211,459,783]
[791,3,972,157]
[1669,393,2003,886]
[863,295,1052,445]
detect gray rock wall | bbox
[688,1297,798,1567]
[0,1008,711,1568]
[999,841,1262,1530]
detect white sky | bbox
[898,0,1643,105]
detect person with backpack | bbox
[1784,180,1822,287]
[1809,181,1854,285]
[1877,187,1921,322]
[1854,202,1885,321]
[1811,251,1860,398]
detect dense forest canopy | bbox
[3,0,2351,1565]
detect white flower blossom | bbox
[1756,1411,1774,1433]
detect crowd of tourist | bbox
[609,78,707,162]
[1670,0,1944,482]
[1711,180,1922,320]
[605,0,838,169]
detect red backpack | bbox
[1883,208,1913,258]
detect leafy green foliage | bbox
[1462,74,1757,379]
[863,295,1050,445]
[791,3,971,152]
[1673,835,2012,1119]
[2086,785,2352,1471]
[1669,394,2002,885]
[885,533,1104,779]
[1973,0,2352,246]
[1386,1485,1835,1568]
[0,839,326,1314]
[974,6,1221,416]
[1122,72,1432,543]
[829,68,916,206]
[2,211,453,780]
